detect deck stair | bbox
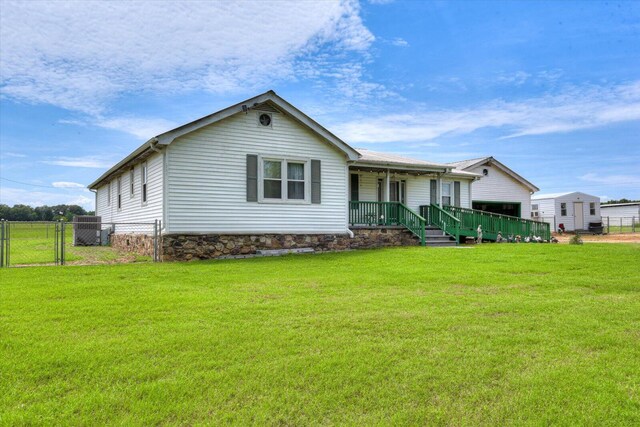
[425,226,457,247]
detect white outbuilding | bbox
[531,192,601,232]
[600,202,640,229]
[600,202,640,218]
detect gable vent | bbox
[253,102,280,113]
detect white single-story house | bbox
[89,91,549,260]
[600,202,640,219]
[89,91,550,259]
[448,157,539,219]
[531,192,601,232]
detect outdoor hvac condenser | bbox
[73,216,101,246]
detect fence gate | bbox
[0,221,65,267]
[1,220,159,267]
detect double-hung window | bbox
[117,177,122,210]
[589,202,596,215]
[263,160,282,199]
[560,202,567,216]
[442,183,452,206]
[261,158,308,202]
[141,162,148,204]
[107,182,111,206]
[130,168,135,197]
[287,162,305,200]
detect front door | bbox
[574,202,584,230]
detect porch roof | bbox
[350,149,450,172]
[350,149,481,178]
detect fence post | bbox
[153,219,158,262]
[633,216,636,233]
[0,220,5,268]
[54,222,58,266]
[606,216,609,234]
[61,221,66,266]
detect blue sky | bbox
[1,0,639,210]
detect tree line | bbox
[0,204,95,222]
[602,199,640,205]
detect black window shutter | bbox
[430,179,437,205]
[246,154,258,202]
[350,174,359,202]
[311,160,321,204]
[454,181,461,207]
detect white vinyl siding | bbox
[94,152,163,226]
[600,204,640,218]
[349,171,472,212]
[532,192,601,231]
[165,109,348,234]
[468,164,533,219]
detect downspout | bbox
[89,188,97,215]
[149,137,166,235]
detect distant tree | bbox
[0,204,10,220]
[0,204,90,221]
[8,204,36,221]
[602,199,640,205]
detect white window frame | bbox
[130,167,135,198]
[107,181,111,206]
[442,181,452,206]
[589,202,596,215]
[258,156,310,204]
[560,202,567,216]
[117,177,122,211]
[141,162,148,206]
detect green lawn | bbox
[2,244,640,425]
[3,223,150,265]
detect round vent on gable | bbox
[259,113,272,127]
[483,168,489,176]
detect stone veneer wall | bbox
[162,227,419,261]
[110,234,156,258]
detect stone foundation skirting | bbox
[162,227,419,261]
[110,234,156,258]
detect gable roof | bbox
[600,202,640,208]
[448,156,539,193]
[88,90,360,189]
[531,191,600,200]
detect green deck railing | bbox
[444,205,551,241]
[420,204,460,243]
[349,201,426,245]
[420,204,551,241]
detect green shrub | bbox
[569,234,584,245]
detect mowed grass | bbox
[1,244,640,425]
[4,223,150,265]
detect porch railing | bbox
[349,201,425,245]
[420,204,551,241]
[444,206,551,241]
[420,204,460,242]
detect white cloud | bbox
[0,0,374,114]
[42,156,115,168]
[333,81,640,143]
[94,117,177,140]
[1,152,27,158]
[580,173,640,186]
[52,182,86,188]
[390,37,409,47]
[0,187,93,210]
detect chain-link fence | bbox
[602,216,639,234]
[532,216,638,234]
[0,220,161,267]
